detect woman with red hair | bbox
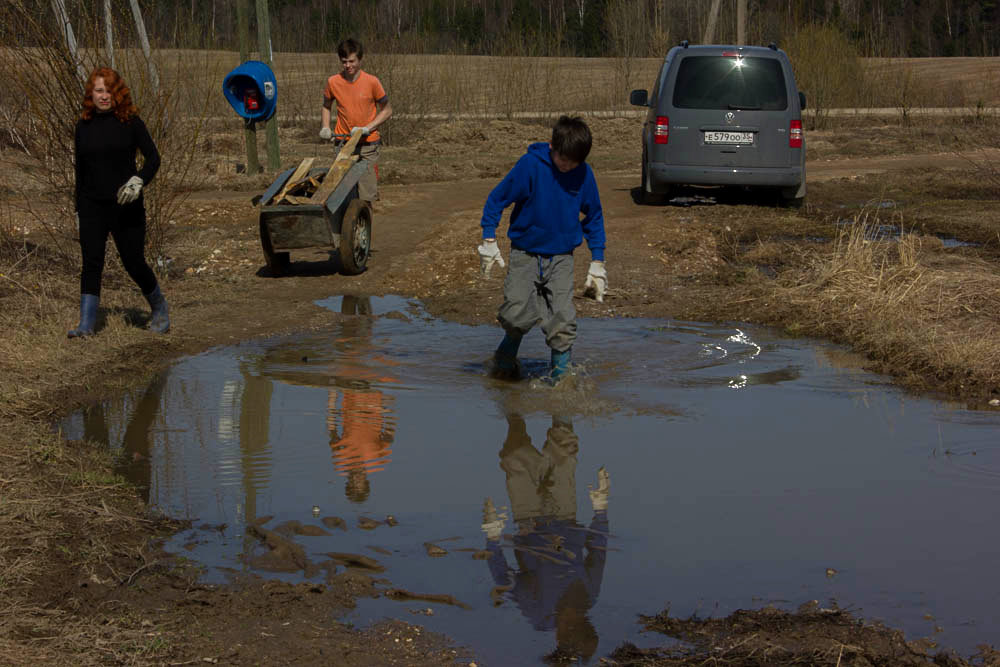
[69,67,167,337]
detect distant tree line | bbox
[5,0,1000,57]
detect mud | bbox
[3,116,1000,665]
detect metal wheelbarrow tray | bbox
[254,133,372,276]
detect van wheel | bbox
[640,155,664,204]
[779,183,805,209]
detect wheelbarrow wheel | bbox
[259,217,290,276]
[339,199,372,275]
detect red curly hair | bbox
[81,67,138,122]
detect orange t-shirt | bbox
[323,71,387,144]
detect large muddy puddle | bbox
[63,295,1000,664]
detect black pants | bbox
[78,200,157,297]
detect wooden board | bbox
[270,157,316,204]
[309,131,363,204]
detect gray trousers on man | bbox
[498,248,577,352]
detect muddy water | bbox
[63,295,1000,664]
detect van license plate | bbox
[704,131,753,144]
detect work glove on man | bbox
[319,127,332,141]
[583,260,608,302]
[477,239,505,278]
[350,126,371,136]
[116,176,143,205]
[588,466,610,511]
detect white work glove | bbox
[477,239,505,278]
[351,126,370,136]
[319,127,332,141]
[588,467,610,511]
[481,498,507,541]
[116,176,143,205]
[583,260,607,302]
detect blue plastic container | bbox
[222,60,277,121]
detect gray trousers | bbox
[358,143,379,201]
[498,248,577,352]
[500,415,579,523]
[336,140,379,201]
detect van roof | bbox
[674,44,785,56]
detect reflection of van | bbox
[630,42,807,206]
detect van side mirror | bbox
[799,92,807,110]
[630,89,649,107]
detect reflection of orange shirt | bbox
[323,71,386,143]
[328,389,392,475]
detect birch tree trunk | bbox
[129,0,160,94]
[50,0,87,83]
[702,0,724,44]
[104,0,115,68]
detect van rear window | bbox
[672,56,788,110]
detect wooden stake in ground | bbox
[255,0,281,170]
[236,0,260,174]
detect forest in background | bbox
[3,0,999,58]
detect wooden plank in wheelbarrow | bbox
[253,166,296,206]
[309,131,363,204]
[271,157,316,204]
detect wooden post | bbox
[104,0,115,68]
[50,0,87,83]
[236,0,260,174]
[255,0,281,170]
[128,0,160,94]
[702,0,723,44]
[737,0,747,45]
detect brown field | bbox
[1,49,1000,665]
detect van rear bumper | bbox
[649,163,803,190]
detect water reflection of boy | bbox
[326,296,395,503]
[485,414,608,663]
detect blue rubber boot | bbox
[550,347,572,381]
[492,333,522,378]
[67,294,99,338]
[143,284,170,334]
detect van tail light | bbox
[789,120,803,148]
[654,116,669,144]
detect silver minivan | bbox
[630,41,806,206]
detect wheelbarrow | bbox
[253,130,372,276]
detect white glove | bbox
[583,261,607,302]
[481,498,506,541]
[116,176,143,205]
[319,127,332,140]
[588,467,610,511]
[477,239,505,278]
[351,126,370,136]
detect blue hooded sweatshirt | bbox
[480,143,605,262]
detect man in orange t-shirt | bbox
[319,38,393,203]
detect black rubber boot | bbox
[144,284,170,334]
[492,333,522,379]
[67,294,99,338]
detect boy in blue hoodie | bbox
[478,116,608,380]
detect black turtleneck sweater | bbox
[74,111,160,212]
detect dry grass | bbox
[772,211,1000,398]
